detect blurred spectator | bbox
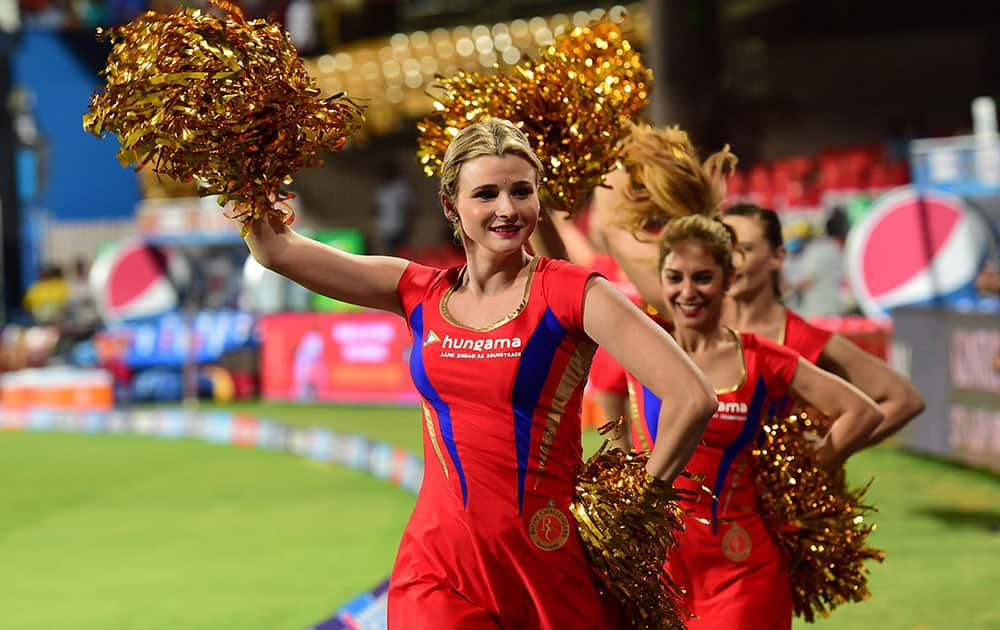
[372,159,416,256]
[292,328,326,400]
[65,257,99,332]
[976,261,1000,297]
[23,263,69,325]
[784,218,846,317]
[825,206,850,245]
[200,250,241,309]
[48,258,100,361]
[781,218,809,299]
[824,207,857,312]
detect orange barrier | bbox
[0,368,114,412]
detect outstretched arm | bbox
[243,210,409,315]
[788,359,884,471]
[583,278,717,483]
[550,211,598,267]
[818,335,925,446]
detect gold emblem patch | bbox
[529,499,570,551]
[722,522,752,562]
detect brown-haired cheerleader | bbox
[721,203,924,443]
[590,125,884,629]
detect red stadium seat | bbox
[747,164,774,208]
[726,169,747,196]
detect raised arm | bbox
[582,277,717,483]
[549,211,599,267]
[527,209,570,261]
[243,210,409,315]
[788,359,884,471]
[818,334,925,447]
[590,168,667,312]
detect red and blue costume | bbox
[782,308,832,365]
[770,307,833,416]
[629,329,801,630]
[388,256,622,629]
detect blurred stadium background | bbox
[1,1,999,629]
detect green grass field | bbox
[1,401,999,629]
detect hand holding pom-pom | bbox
[754,407,885,622]
[83,0,364,236]
[571,420,694,629]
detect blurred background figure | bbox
[63,256,99,337]
[977,261,1000,297]
[372,158,415,256]
[22,261,68,325]
[292,327,326,400]
[784,216,847,317]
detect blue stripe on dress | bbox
[711,376,769,531]
[408,304,468,507]
[759,400,779,447]
[641,385,662,445]
[511,308,567,514]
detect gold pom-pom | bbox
[83,0,364,235]
[754,407,885,622]
[417,18,652,215]
[571,423,691,629]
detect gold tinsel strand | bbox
[571,421,692,629]
[416,19,652,215]
[83,0,364,235]
[753,407,885,622]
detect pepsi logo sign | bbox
[89,241,192,324]
[846,186,994,318]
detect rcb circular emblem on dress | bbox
[722,522,752,561]
[529,499,570,551]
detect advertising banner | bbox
[894,306,1000,472]
[260,311,417,404]
[845,187,994,318]
[96,309,258,369]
